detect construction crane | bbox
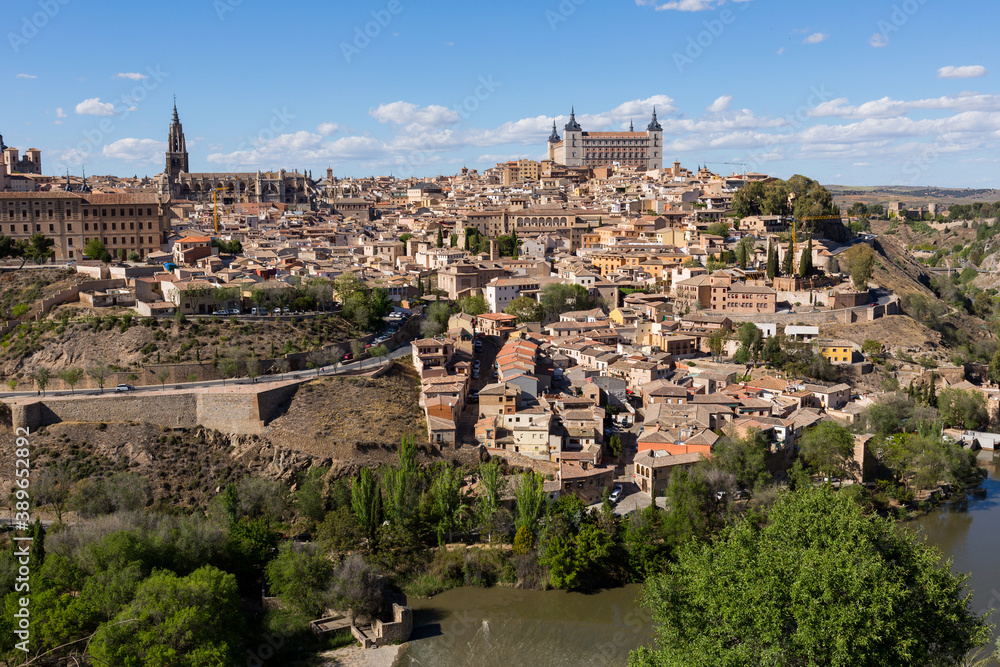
[703,161,748,180]
[211,185,232,234]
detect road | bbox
[0,345,413,400]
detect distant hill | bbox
[826,184,1000,208]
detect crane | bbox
[211,185,232,234]
[703,161,749,181]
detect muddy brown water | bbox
[399,455,1000,666]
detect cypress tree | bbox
[436,227,444,248]
[799,235,813,277]
[766,239,777,281]
[782,239,795,275]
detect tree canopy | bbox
[630,486,992,667]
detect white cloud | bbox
[102,138,164,162]
[55,107,67,118]
[635,0,751,11]
[16,73,37,79]
[316,122,339,136]
[75,98,116,116]
[807,92,1000,119]
[369,102,459,130]
[114,72,147,81]
[869,33,889,48]
[938,65,987,79]
[776,47,785,55]
[802,32,827,44]
[706,95,732,113]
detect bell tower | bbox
[165,97,189,181]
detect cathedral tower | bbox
[165,98,189,181]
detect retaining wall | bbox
[7,382,301,436]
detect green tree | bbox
[504,295,545,324]
[265,542,334,618]
[705,222,729,238]
[798,420,856,480]
[781,239,794,275]
[732,180,765,218]
[89,566,243,667]
[765,239,777,280]
[540,283,594,319]
[607,434,623,458]
[22,232,55,267]
[630,486,992,667]
[733,322,763,366]
[32,367,51,396]
[436,227,444,248]
[514,471,546,533]
[798,234,813,276]
[421,301,452,337]
[936,387,989,430]
[83,238,112,263]
[57,367,84,395]
[458,294,489,316]
[476,459,510,542]
[707,329,728,361]
[862,339,882,357]
[432,464,467,544]
[351,467,383,548]
[87,361,112,393]
[846,243,876,291]
[762,335,783,367]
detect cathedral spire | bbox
[172,96,179,123]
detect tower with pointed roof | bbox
[561,107,584,166]
[165,97,189,183]
[547,121,561,161]
[645,107,662,171]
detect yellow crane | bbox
[211,185,232,234]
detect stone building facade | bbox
[0,191,169,261]
[157,103,316,206]
[548,108,663,171]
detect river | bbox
[398,585,651,667]
[912,453,1000,663]
[398,454,1000,666]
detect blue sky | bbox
[3,0,999,187]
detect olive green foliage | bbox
[732,175,837,220]
[844,243,876,291]
[630,486,992,667]
[539,283,596,319]
[798,421,856,480]
[89,566,243,667]
[332,273,392,331]
[504,295,545,324]
[421,301,453,337]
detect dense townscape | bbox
[2,104,1000,664]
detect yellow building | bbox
[818,340,857,364]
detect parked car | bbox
[213,309,228,316]
[609,485,623,503]
[251,307,268,316]
[473,369,480,379]
[342,353,354,361]
[115,384,135,393]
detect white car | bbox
[609,485,623,503]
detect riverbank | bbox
[317,643,404,667]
